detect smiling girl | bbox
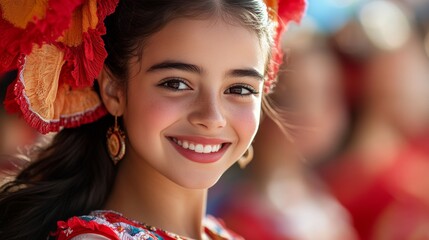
[0,0,305,239]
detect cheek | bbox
[229,101,261,146]
[126,92,183,134]
[123,88,181,154]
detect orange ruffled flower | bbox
[1,0,119,134]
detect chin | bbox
[170,172,223,190]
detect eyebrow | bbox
[147,61,201,74]
[147,60,263,82]
[228,69,264,82]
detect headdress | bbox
[0,0,306,134]
[264,0,307,93]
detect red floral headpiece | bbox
[0,0,305,134]
[264,0,306,93]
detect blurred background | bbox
[208,0,429,239]
[0,71,40,181]
[1,0,429,239]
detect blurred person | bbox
[319,1,429,239]
[210,28,357,240]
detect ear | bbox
[98,67,125,116]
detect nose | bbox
[188,93,227,130]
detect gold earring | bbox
[106,115,126,165]
[238,145,254,169]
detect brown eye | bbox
[225,84,258,96]
[159,79,191,91]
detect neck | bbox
[104,156,207,240]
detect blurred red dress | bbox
[320,134,429,240]
[214,175,356,240]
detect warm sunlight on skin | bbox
[120,18,266,189]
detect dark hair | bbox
[104,0,273,82]
[0,1,275,239]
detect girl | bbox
[0,0,305,239]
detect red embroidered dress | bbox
[52,210,243,240]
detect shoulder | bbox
[52,211,160,240]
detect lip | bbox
[167,136,231,163]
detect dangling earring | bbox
[106,115,126,165]
[238,145,254,169]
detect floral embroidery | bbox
[64,227,73,237]
[52,210,242,240]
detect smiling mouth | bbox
[169,137,225,154]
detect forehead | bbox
[139,17,266,73]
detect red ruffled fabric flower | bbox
[0,0,83,73]
[0,0,119,134]
[264,0,307,93]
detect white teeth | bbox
[203,145,212,153]
[171,138,222,154]
[195,144,204,153]
[189,143,195,150]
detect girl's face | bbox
[122,17,266,189]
